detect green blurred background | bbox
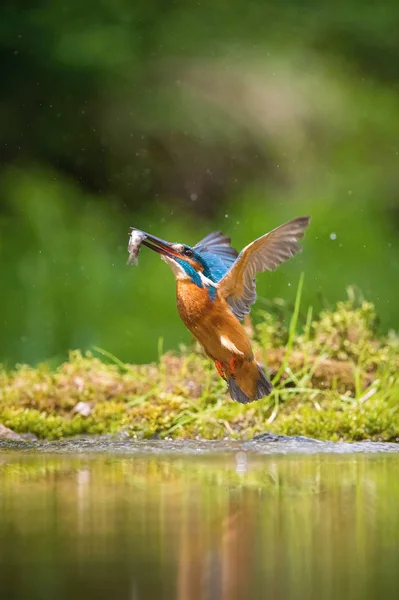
[1,0,398,366]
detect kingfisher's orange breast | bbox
[176,281,213,327]
[176,281,253,362]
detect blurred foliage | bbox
[1,0,399,365]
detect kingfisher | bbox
[128,216,310,403]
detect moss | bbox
[0,295,398,442]
[268,397,399,442]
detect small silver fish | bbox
[127,228,147,266]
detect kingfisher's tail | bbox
[228,362,272,404]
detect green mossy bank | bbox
[1,298,398,442]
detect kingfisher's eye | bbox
[184,248,193,258]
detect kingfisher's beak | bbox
[139,231,182,259]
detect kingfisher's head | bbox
[138,231,214,286]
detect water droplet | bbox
[225,214,229,218]
[190,193,198,202]
[330,233,337,240]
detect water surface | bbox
[1,439,399,600]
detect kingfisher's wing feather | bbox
[194,231,238,282]
[194,231,238,259]
[218,216,310,320]
[195,231,228,247]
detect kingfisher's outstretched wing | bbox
[218,216,310,320]
[194,231,238,282]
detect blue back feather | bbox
[193,231,238,282]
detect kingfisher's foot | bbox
[229,356,237,375]
[215,360,225,379]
